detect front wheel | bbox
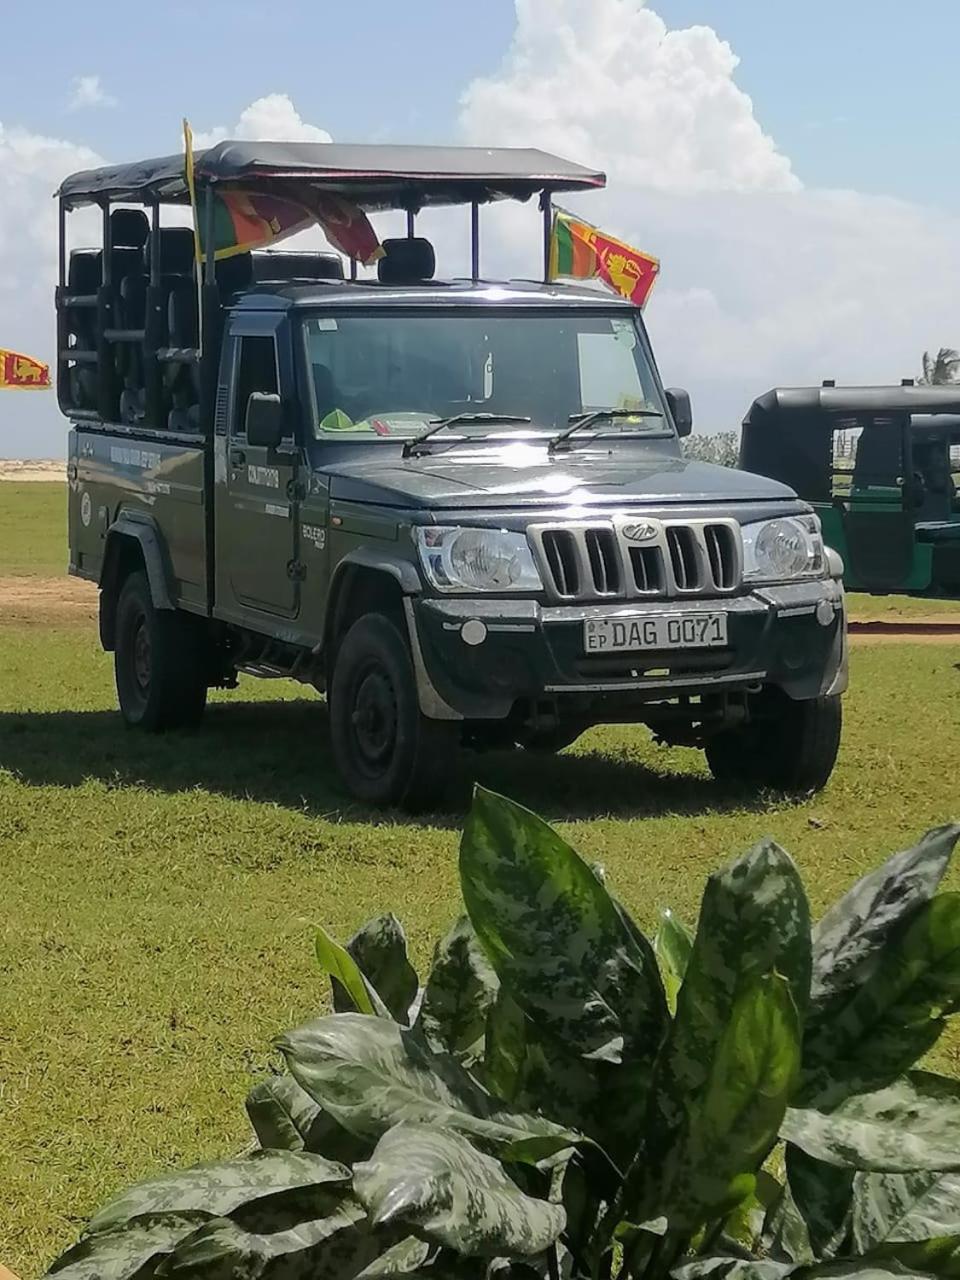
[114,571,208,731]
[329,613,458,810]
[705,690,841,793]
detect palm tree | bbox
[919,347,960,384]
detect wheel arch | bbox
[323,550,419,662]
[99,514,176,651]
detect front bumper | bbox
[408,579,847,721]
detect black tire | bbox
[705,690,841,793]
[329,613,458,810]
[517,724,585,754]
[114,571,208,731]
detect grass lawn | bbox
[3,483,960,1272]
[3,616,960,1272]
[0,483,67,577]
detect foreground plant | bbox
[47,792,960,1280]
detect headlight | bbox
[415,526,543,592]
[741,515,825,583]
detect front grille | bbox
[584,528,621,595]
[628,545,665,594]
[666,526,702,591]
[529,517,742,602]
[541,529,581,597]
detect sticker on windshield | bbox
[315,318,338,331]
[611,318,636,347]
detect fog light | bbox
[816,599,835,627]
[461,619,487,647]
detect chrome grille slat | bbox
[530,517,742,602]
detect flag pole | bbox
[540,190,552,283]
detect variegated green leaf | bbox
[761,1178,815,1265]
[656,972,801,1229]
[484,990,529,1105]
[418,916,500,1067]
[246,1076,319,1152]
[724,1169,783,1252]
[801,894,960,1107]
[654,909,694,1016]
[639,841,810,1222]
[810,825,959,1020]
[460,786,667,1073]
[334,915,420,1024]
[853,1169,960,1251]
[316,924,389,1018]
[784,1144,853,1260]
[278,1013,575,1157]
[670,1260,798,1280]
[354,1123,565,1257]
[161,1198,377,1279]
[783,1073,960,1171]
[868,1236,960,1276]
[245,1074,370,1163]
[353,1236,432,1277]
[88,1148,350,1235]
[46,1214,206,1280]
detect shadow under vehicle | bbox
[741,382,960,599]
[57,141,846,809]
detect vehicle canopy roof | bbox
[56,141,606,210]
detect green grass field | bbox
[0,483,68,577]
[3,484,960,1273]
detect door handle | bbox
[229,446,246,467]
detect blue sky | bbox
[3,0,960,455]
[4,0,956,203]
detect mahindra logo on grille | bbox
[622,521,659,542]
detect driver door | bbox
[215,320,301,619]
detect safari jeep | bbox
[59,140,846,809]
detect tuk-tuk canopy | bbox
[740,384,960,502]
[56,141,606,211]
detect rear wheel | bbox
[329,613,457,810]
[114,571,207,731]
[705,689,841,793]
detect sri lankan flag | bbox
[0,349,50,390]
[184,120,313,261]
[549,209,659,308]
[183,120,383,265]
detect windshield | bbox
[302,311,670,441]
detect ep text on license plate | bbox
[584,613,728,653]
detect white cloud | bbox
[68,75,117,112]
[192,94,332,149]
[461,0,797,194]
[0,123,101,456]
[459,0,960,431]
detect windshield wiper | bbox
[548,408,664,454]
[402,413,532,458]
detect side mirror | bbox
[666,387,693,438]
[245,392,284,448]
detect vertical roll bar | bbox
[203,185,216,285]
[471,200,480,283]
[101,201,112,286]
[149,200,161,286]
[540,190,553,284]
[57,199,66,288]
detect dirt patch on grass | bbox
[0,459,63,482]
[849,619,960,644]
[0,575,96,625]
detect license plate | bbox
[584,613,728,653]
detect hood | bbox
[321,441,795,510]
